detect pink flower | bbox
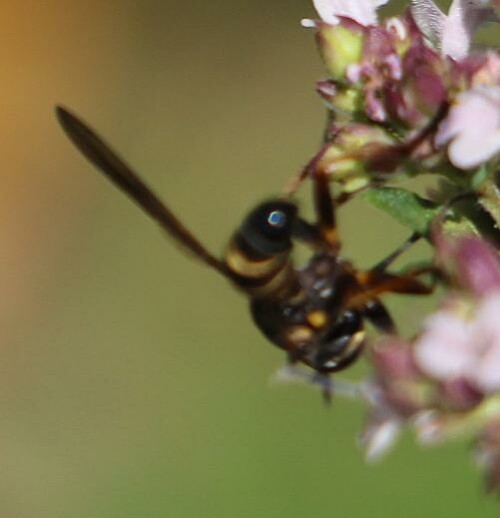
[360,340,429,461]
[362,236,500,470]
[435,85,500,169]
[411,0,499,59]
[414,236,500,394]
[302,0,389,28]
[413,308,473,381]
[414,293,500,394]
[472,52,500,88]
[467,294,500,393]
[451,236,500,296]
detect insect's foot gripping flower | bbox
[362,235,500,493]
[300,0,500,195]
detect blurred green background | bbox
[0,1,498,516]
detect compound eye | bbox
[239,200,297,256]
[268,210,286,228]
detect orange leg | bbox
[347,266,436,310]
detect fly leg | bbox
[362,299,396,334]
[291,165,341,252]
[370,232,422,274]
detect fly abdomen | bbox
[225,244,299,299]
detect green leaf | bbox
[363,187,440,236]
[478,175,500,231]
[470,164,490,190]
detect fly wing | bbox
[56,106,229,277]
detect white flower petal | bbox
[441,0,490,59]
[360,418,402,462]
[412,0,499,58]
[470,293,500,393]
[437,85,500,169]
[300,18,318,28]
[447,131,500,169]
[312,0,388,26]
[473,344,500,393]
[413,312,473,381]
[437,88,500,144]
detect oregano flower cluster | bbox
[283,0,500,494]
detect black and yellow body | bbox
[250,253,366,373]
[221,200,367,372]
[55,106,433,391]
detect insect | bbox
[56,106,433,398]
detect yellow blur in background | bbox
[0,1,498,517]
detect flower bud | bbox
[316,21,365,80]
